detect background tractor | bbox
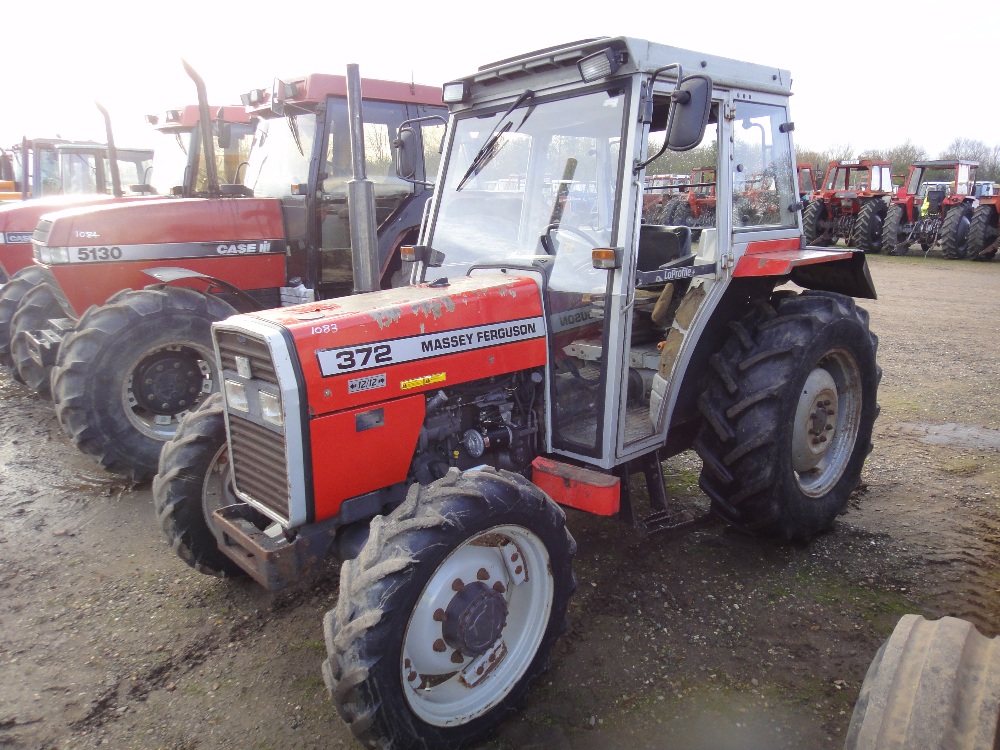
[656,166,716,228]
[11,67,445,481]
[151,38,881,749]
[802,159,892,252]
[968,183,1000,261]
[882,159,979,258]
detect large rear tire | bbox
[672,200,694,227]
[658,197,682,224]
[802,200,829,246]
[51,287,236,481]
[323,467,576,749]
[851,200,887,253]
[967,205,999,262]
[882,204,909,256]
[940,204,972,259]
[152,393,247,578]
[10,283,67,397]
[694,290,880,541]
[0,266,54,369]
[845,614,1000,749]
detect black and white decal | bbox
[317,316,546,377]
[61,239,287,263]
[2,232,32,244]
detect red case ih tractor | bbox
[152,38,881,748]
[12,68,445,481]
[802,159,892,252]
[882,159,979,258]
[0,95,255,390]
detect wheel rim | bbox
[791,349,863,497]
[402,524,554,727]
[202,443,235,524]
[122,342,216,440]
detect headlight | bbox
[224,379,249,412]
[259,390,283,427]
[35,246,51,264]
[51,246,70,264]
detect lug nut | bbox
[450,651,464,664]
[433,639,446,653]
[477,568,490,581]
[452,579,465,592]
[433,609,446,623]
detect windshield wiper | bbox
[455,89,534,192]
[287,115,304,157]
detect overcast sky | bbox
[5,0,998,159]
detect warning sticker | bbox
[400,372,446,391]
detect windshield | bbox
[426,86,627,285]
[147,129,194,195]
[58,151,100,193]
[243,112,318,198]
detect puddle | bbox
[896,422,1000,451]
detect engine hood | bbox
[38,197,284,247]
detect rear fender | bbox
[733,240,876,300]
[142,267,265,312]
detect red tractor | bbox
[882,159,979,258]
[802,159,892,252]
[152,37,881,748]
[15,67,445,481]
[658,166,716,226]
[0,96,255,384]
[797,163,818,205]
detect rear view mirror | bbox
[394,127,418,180]
[216,121,232,150]
[664,74,711,152]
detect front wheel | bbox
[0,266,54,368]
[694,290,881,541]
[152,393,247,578]
[323,468,576,749]
[10,283,68,397]
[51,287,237,481]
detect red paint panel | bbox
[531,456,620,516]
[310,395,426,521]
[744,238,801,255]
[734,248,855,278]
[43,197,284,247]
[0,244,33,277]
[51,254,286,316]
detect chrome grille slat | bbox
[215,331,279,385]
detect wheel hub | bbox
[792,368,839,473]
[132,349,205,416]
[442,581,508,657]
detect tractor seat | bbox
[637,225,691,272]
[926,189,946,216]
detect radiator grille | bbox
[228,414,289,519]
[216,329,289,520]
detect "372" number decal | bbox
[334,344,392,371]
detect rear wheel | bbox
[658,197,682,224]
[845,614,1000,749]
[672,201,694,227]
[323,468,576,749]
[10,283,66,397]
[882,204,908,256]
[152,393,247,578]
[802,201,828,246]
[940,204,972,259]
[967,205,999,261]
[851,200,887,253]
[694,290,881,541]
[51,287,236,481]
[0,266,54,369]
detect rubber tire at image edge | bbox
[844,614,1000,749]
[152,392,246,578]
[693,290,881,541]
[322,468,576,750]
[0,265,54,368]
[966,205,999,261]
[50,287,236,482]
[9,283,68,398]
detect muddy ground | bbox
[2,252,1000,750]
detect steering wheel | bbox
[541,222,601,255]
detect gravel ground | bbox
[1,252,999,749]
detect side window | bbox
[417,105,447,184]
[323,99,410,198]
[732,101,796,229]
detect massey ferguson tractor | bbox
[0,92,255,387]
[882,159,979,258]
[802,159,892,252]
[151,37,881,749]
[657,166,716,226]
[13,68,445,481]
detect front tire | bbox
[152,393,247,578]
[0,266,54,368]
[10,283,67,397]
[851,200,887,253]
[51,287,236,481]
[323,468,576,749]
[694,291,881,541]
